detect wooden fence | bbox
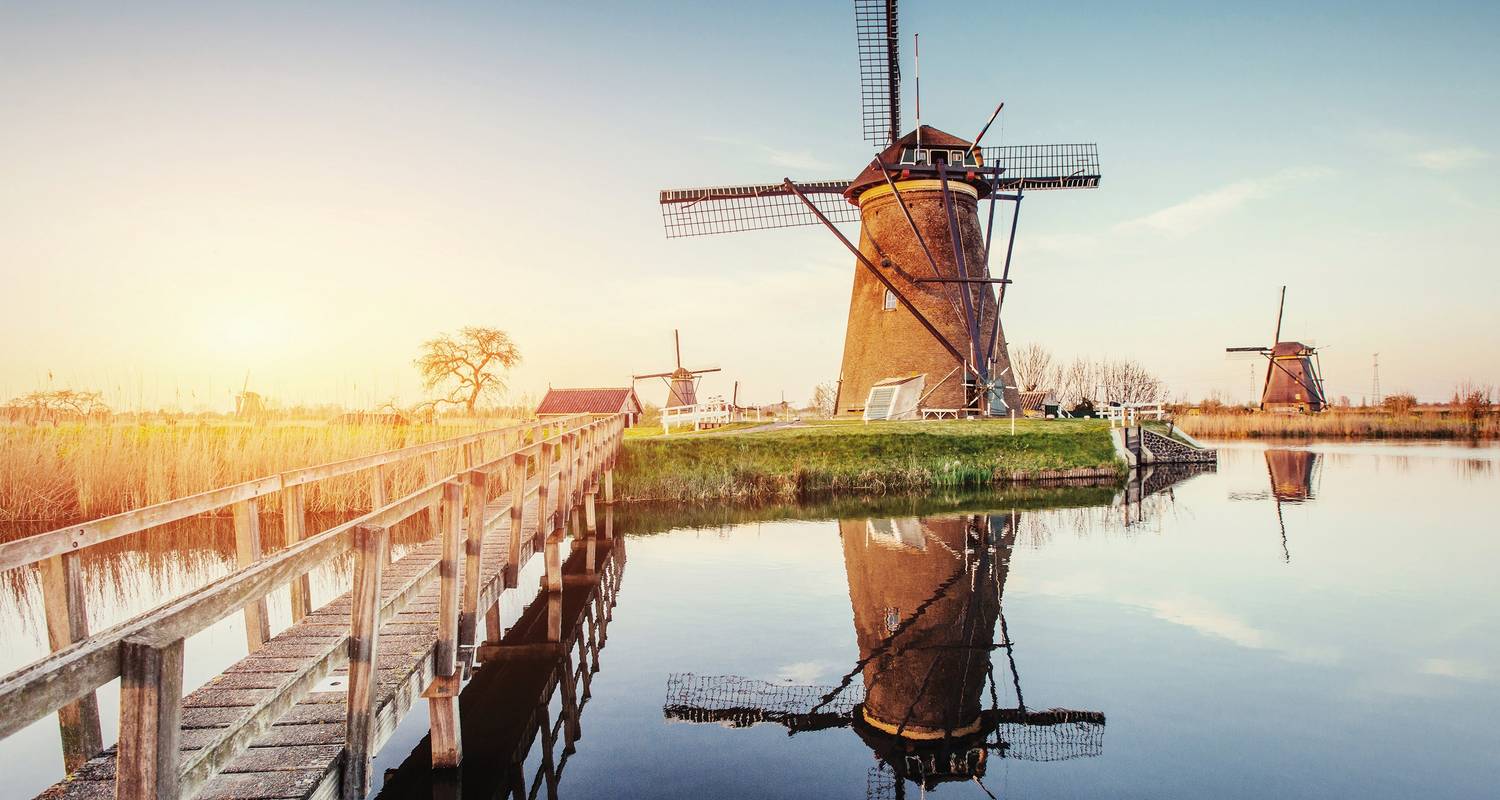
[0,412,625,800]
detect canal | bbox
[4,440,1498,798]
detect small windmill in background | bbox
[234,371,266,421]
[632,330,721,410]
[1226,286,1328,413]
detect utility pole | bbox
[1371,353,1381,407]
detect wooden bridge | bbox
[0,412,627,800]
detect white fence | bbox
[662,400,762,434]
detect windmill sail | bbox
[659,180,858,238]
[979,144,1102,190]
[855,0,900,146]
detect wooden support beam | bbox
[507,455,526,589]
[436,481,463,678]
[584,492,597,533]
[603,469,614,505]
[117,631,184,800]
[484,603,502,644]
[424,673,463,769]
[231,499,271,651]
[282,483,312,623]
[544,534,562,594]
[424,454,442,539]
[39,552,102,774]
[536,443,553,537]
[459,470,486,653]
[343,524,387,800]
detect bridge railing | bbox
[0,412,626,800]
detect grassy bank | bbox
[0,421,502,524]
[1176,412,1499,440]
[615,419,1122,503]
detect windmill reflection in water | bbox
[1229,448,1322,563]
[665,512,1105,798]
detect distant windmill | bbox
[1226,286,1328,413]
[656,0,1101,418]
[632,330,721,409]
[234,371,266,420]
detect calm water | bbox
[3,440,1499,798]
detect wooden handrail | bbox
[0,414,620,743]
[0,414,593,573]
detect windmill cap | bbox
[846,125,991,202]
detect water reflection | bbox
[377,531,626,799]
[666,512,1107,797]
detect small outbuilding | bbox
[862,374,925,421]
[536,387,643,427]
[1017,390,1061,419]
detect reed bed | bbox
[0,420,505,524]
[1176,412,1500,440]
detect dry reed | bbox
[1176,412,1500,440]
[0,420,503,524]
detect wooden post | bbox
[583,491,597,534]
[435,482,463,678]
[603,469,614,505]
[545,532,562,593]
[536,443,554,537]
[232,499,271,651]
[507,454,526,588]
[39,553,102,774]
[282,482,312,623]
[117,631,184,800]
[424,454,442,537]
[460,470,486,652]
[344,524,387,800]
[484,604,502,644]
[369,464,387,509]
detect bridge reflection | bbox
[377,516,625,800]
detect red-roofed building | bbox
[535,387,643,427]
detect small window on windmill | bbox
[950,150,965,165]
[962,150,978,167]
[883,289,898,311]
[899,147,918,165]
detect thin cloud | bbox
[702,136,836,175]
[1412,146,1490,171]
[1115,167,1334,237]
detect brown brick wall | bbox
[837,183,1020,415]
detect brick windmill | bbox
[632,329,721,409]
[1226,286,1329,413]
[658,0,1101,418]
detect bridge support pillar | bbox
[424,674,463,769]
[603,469,614,504]
[584,492,597,533]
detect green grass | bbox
[615,418,1123,502]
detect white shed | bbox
[862,374,925,421]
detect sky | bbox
[1,0,1496,411]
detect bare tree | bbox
[4,389,110,425]
[810,382,838,418]
[1383,393,1417,415]
[1056,357,1163,407]
[415,327,522,414]
[1010,343,1056,393]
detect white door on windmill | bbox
[863,375,925,421]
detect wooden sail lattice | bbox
[658,181,858,238]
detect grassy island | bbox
[614,418,1123,503]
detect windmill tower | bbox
[657,0,1101,418]
[632,329,721,409]
[1226,286,1328,413]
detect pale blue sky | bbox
[1,1,1495,409]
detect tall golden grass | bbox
[1176,411,1500,440]
[0,420,503,524]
